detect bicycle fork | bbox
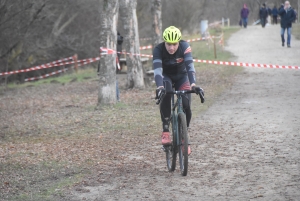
[175,95,190,146]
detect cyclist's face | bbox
[165,42,179,54]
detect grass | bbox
[0,26,242,200]
[293,23,300,40]
[5,67,98,89]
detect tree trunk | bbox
[98,0,119,105]
[298,0,300,23]
[119,0,144,89]
[151,0,163,48]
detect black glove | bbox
[155,87,165,100]
[192,86,204,96]
[192,86,205,103]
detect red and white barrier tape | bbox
[106,35,223,54]
[100,47,153,58]
[77,57,100,66]
[218,34,224,45]
[24,57,100,82]
[25,68,69,82]
[0,56,74,76]
[46,57,73,65]
[138,35,223,50]
[218,38,223,45]
[139,45,152,50]
[100,47,300,70]
[138,35,222,42]
[193,59,300,70]
[186,37,211,42]
[139,37,152,41]
[118,51,153,58]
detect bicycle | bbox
[156,88,204,176]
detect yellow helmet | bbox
[163,26,182,43]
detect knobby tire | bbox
[178,113,188,176]
[166,117,177,172]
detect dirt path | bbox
[69,25,300,201]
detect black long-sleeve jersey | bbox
[152,40,196,87]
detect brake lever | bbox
[199,92,205,103]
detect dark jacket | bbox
[117,32,123,52]
[268,7,272,15]
[260,7,268,19]
[272,8,278,16]
[241,8,249,18]
[117,33,123,45]
[152,41,195,87]
[278,6,296,28]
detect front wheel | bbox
[166,117,177,172]
[177,113,188,176]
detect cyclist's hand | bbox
[192,86,205,103]
[155,87,165,100]
[192,86,204,96]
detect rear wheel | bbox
[178,113,188,176]
[166,116,177,172]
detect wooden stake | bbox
[214,37,217,59]
[73,54,78,73]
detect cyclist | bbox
[153,26,204,154]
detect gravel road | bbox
[70,25,300,201]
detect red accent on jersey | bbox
[176,58,184,63]
[179,81,191,90]
[184,46,192,54]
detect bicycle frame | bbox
[171,92,186,147]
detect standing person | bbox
[117,32,123,62]
[267,6,272,24]
[260,3,269,28]
[116,32,123,101]
[153,26,204,154]
[272,5,278,24]
[240,3,250,28]
[278,1,296,47]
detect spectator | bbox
[278,1,296,47]
[260,3,269,28]
[116,32,123,101]
[272,5,278,24]
[240,3,250,28]
[117,32,123,61]
[267,6,272,24]
[268,6,272,16]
